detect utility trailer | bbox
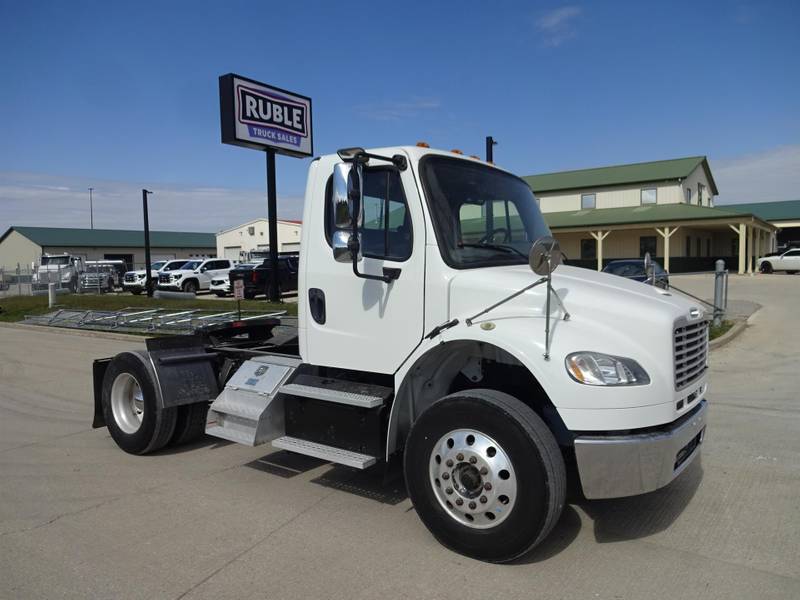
[93,145,709,562]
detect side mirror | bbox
[332,162,362,229]
[643,252,654,284]
[332,230,362,263]
[528,236,562,276]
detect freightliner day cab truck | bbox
[92,146,709,562]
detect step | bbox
[271,436,377,469]
[279,375,391,409]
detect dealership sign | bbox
[219,74,313,157]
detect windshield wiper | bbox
[458,243,528,259]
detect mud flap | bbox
[145,336,220,409]
[92,357,112,428]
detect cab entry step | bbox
[278,375,391,409]
[271,436,377,469]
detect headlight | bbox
[138,273,146,279]
[565,352,650,386]
[174,274,183,279]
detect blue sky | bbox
[1,0,798,231]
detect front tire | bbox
[101,352,177,455]
[182,280,198,294]
[404,389,565,563]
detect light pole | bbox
[486,136,497,163]
[142,189,153,297]
[88,187,94,229]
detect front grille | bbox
[158,274,171,284]
[124,274,137,282]
[674,320,709,389]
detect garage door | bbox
[223,246,242,260]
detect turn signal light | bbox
[416,141,430,148]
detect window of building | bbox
[640,236,657,258]
[685,188,692,204]
[697,183,705,206]
[686,235,692,257]
[732,238,738,256]
[581,238,597,260]
[247,226,255,235]
[640,188,657,205]
[581,193,596,209]
[706,239,711,257]
[696,237,701,256]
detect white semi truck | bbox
[92,146,709,562]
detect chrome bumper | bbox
[574,400,707,499]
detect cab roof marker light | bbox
[416,141,430,148]
[451,149,463,154]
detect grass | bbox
[0,292,297,323]
[709,320,734,340]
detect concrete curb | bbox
[0,321,144,342]
[709,320,748,350]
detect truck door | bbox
[305,159,426,374]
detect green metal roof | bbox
[1,226,215,249]
[544,203,756,230]
[721,200,800,222]
[524,156,718,195]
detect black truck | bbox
[228,254,299,299]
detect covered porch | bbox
[544,204,776,275]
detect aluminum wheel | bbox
[110,372,145,434]
[429,429,517,529]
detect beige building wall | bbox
[216,219,302,259]
[43,246,214,268]
[681,166,715,207]
[537,181,684,213]
[0,230,43,269]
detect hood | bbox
[448,264,702,327]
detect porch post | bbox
[729,223,746,274]
[655,226,679,273]
[746,225,753,274]
[590,230,610,271]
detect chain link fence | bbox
[0,262,139,299]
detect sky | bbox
[1,0,798,233]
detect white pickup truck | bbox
[92,146,709,562]
[156,258,234,294]
[123,259,188,295]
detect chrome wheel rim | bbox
[429,429,517,529]
[111,372,144,434]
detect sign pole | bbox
[266,150,281,303]
[142,189,153,298]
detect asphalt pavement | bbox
[0,272,798,599]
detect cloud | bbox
[355,98,441,121]
[713,145,800,204]
[0,172,304,233]
[535,6,582,47]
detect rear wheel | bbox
[404,389,565,563]
[788,270,798,275]
[170,402,208,446]
[101,352,177,455]
[760,262,773,273]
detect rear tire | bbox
[170,402,208,446]
[788,270,798,275]
[404,389,565,563]
[760,262,773,274]
[101,352,177,455]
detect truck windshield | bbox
[162,261,187,271]
[41,256,71,266]
[151,261,167,270]
[420,156,551,269]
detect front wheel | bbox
[182,280,198,294]
[404,389,565,563]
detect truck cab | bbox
[92,146,708,563]
[33,253,83,291]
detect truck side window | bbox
[327,168,413,262]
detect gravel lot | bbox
[1,273,798,599]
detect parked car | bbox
[80,260,126,292]
[602,258,669,289]
[157,258,234,294]
[123,259,187,294]
[758,248,800,274]
[228,254,299,299]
